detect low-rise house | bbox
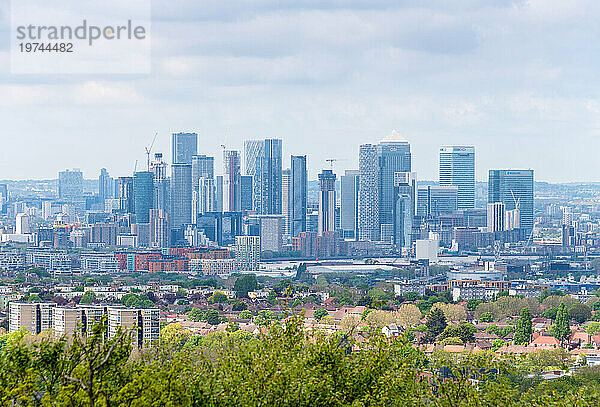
[530,334,560,349]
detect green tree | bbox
[79,291,96,305]
[254,310,276,326]
[26,293,41,302]
[486,325,502,336]
[513,307,532,345]
[426,308,447,339]
[466,299,483,311]
[313,308,329,322]
[568,303,591,324]
[553,302,571,344]
[541,307,558,320]
[234,274,258,298]
[587,322,600,335]
[231,300,248,311]
[209,291,229,304]
[480,312,493,323]
[188,308,204,322]
[238,310,253,320]
[439,323,476,344]
[203,309,221,325]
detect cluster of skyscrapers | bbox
[53,130,534,253]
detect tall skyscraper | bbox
[340,170,359,240]
[488,169,534,236]
[171,132,198,165]
[318,169,336,236]
[133,171,154,223]
[378,131,411,238]
[240,175,254,211]
[98,168,114,201]
[151,153,170,212]
[282,169,291,235]
[223,150,241,212]
[290,155,307,238]
[191,155,214,188]
[170,163,192,233]
[198,177,217,214]
[215,176,223,213]
[359,144,379,241]
[58,169,83,202]
[439,146,475,210]
[191,155,214,222]
[170,133,196,238]
[392,172,416,248]
[117,177,134,214]
[244,139,282,214]
[149,209,170,248]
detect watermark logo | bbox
[10,0,151,74]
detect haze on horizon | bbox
[1,0,599,183]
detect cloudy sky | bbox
[1,0,599,182]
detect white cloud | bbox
[1,0,600,182]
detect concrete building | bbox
[15,213,30,234]
[318,169,336,236]
[259,215,284,252]
[415,236,439,264]
[107,307,160,348]
[53,307,83,338]
[189,258,236,276]
[235,235,260,271]
[9,302,56,334]
[452,285,499,302]
[487,202,506,233]
[58,169,83,202]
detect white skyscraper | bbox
[439,146,475,210]
[487,202,505,233]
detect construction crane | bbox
[145,132,159,171]
[325,158,348,172]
